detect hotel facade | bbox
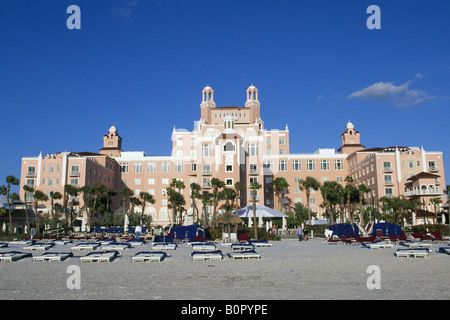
[19,85,447,228]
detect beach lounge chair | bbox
[0,251,32,262]
[132,251,167,262]
[395,248,429,258]
[187,241,208,247]
[96,239,115,246]
[436,247,450,255]
[323,237,343,245]
[362,241,393,249]
[249,240,273,247]
[71,242,101,251]
[191,243,217,252]
[431,232,444,242]
[102,242,131,251]
[399,241,432,248]
[80,251,119,263]
[33,252,73,262]
[127,239,146,246]
[9,240,35,246]
[152,242,177,250]
[23,243,55,251]
[0,242,8,248]
[191,250,223,261]
[52,239,72,245]
[227,250,261,260]
[231,243,255,251]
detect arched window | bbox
[224,142,235,152]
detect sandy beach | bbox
[0,238,448,301]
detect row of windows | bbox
[264,159,344,171]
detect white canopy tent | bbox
[237,205,288,231]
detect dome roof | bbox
[346,121,354,129]
[109,125,117,133]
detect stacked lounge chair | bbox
[80,251,119,263]
[231,243,254,251]
[33,252,73,262]
[227,250,261,260]
[23,243,55,251]
[152,242,177,250]
[191,243,217,252]
[132,251,167,262]
[0,251,32,262]
[362,241,393,249]
[71,242,101,251]
[191,250,223,261]
[395,248,429,258]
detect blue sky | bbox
[1,0,449,193]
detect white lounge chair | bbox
[0,251,32,262]
[227,250,261,260]
[363,241,393,249]
[191,244,217,252]
[127,239,146,246]
[80,251,119,263]
[399,241,432,248]
[9,240,34,246]
[23,243,54,251]
[132,251,167,262]
[33,252,73,262]
[395,248,429,258]
[191,250,223,261]
[231,243,255,251]
[250,240,273,247]
[71,242,101,251]
[152,243,177,250]
[102,242,131,251]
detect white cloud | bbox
[348,75,433,107]
[112,1,140,20]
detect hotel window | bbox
[266,149,272,155]
[383,161,392,171]
[265,138,271,145]
[49,166,55,173]
[384,175,393,185]
[225,179,233,186]
[248,143,258,156]
[48,178,54,186]
[148,189,155,195]
[294,177,301,183]
[226,165,233,172]
[249,164,258,174]
[202,177,211,188]
[249,177,258,184]
[162,178,169,185]
[280,149,286,155]
[279,138,285,145]
[295,187,302,193]
[409,160,414,168]
[161,162,170,173]
[26,166,36,176]
[335,159,344,171]
[279,160,287,171]
[337,176,343,183]
[309,197,316,204]
[263,161,273,171]
[202,164,211,175]
[417,161,421,167]
[148,179,155,185]
[320,160,329,171]
[120,162,129,173]
[293,160,301,171]
[176,150,183,157]
[26,179,35,188]
[322,177,329,183]
[175,162,184,173]
[147,162,156,173]
[134,189,140,196]
[134,179,141,185]
[191,164,197,172]
[265,177,273,184]
[306,160,315,171]
[385,188,393,197]
[202,144,212,157]
[134,162,143,173]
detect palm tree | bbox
[234,181,246,212]
[298,176,321,229]
[119,187,134,231]
[221,187,236,212]
[190,183,201,223]
[33,190,48,237]
[357,184,371,225]
[250,181,262,240]
[92,183,107,220]
[444,185,450,234]
[22,185,34,233]
[5,175,20,234]
[271,177,289,212]
[430,197,442,224]
[210,178,225,228]
[200,191,212,227]
[64,184,79,227]
[49,191,63,221]
[320,181,343,224]
[139,192,155,225]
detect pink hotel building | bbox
[20,85,446,227]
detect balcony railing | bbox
[25,171,36,177]
[428,166,439,172]
[405,189,444,197]
[382,167,393,173]
[202,170,212,176]
[70,171,80,177]
[384,180,394,186]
